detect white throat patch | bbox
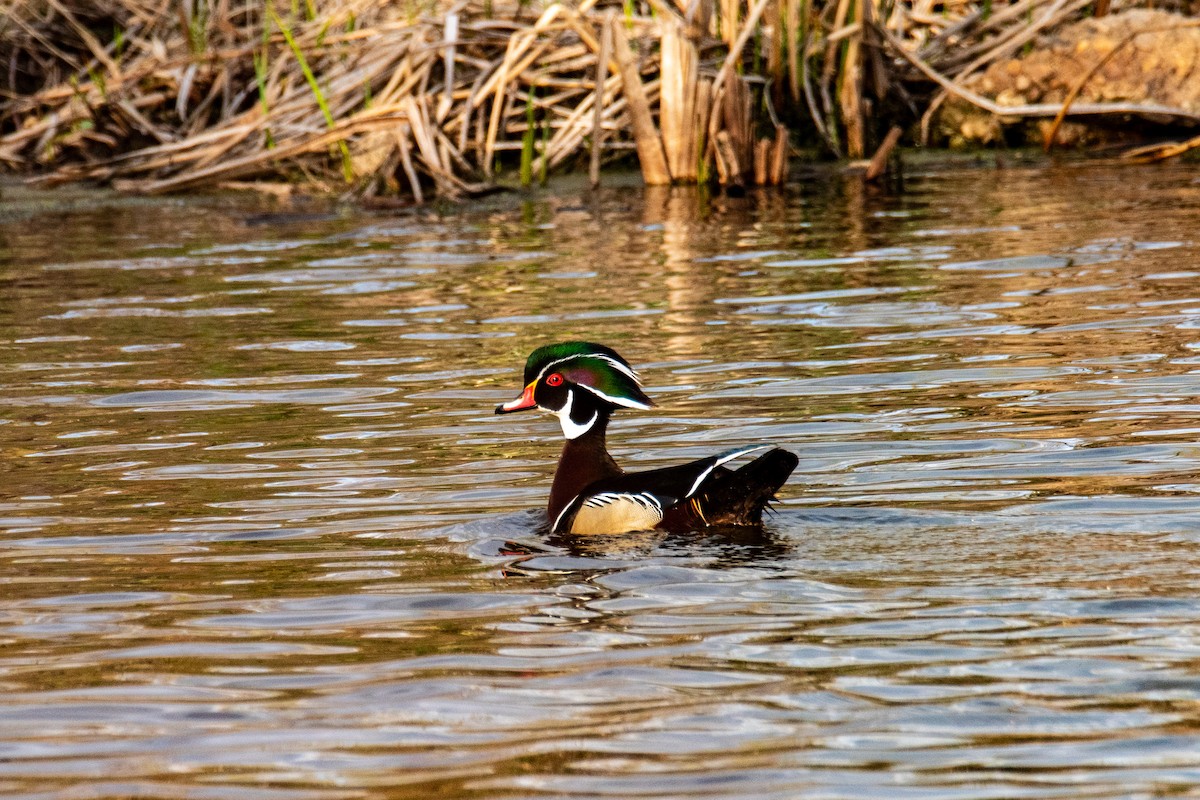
[556,390,598,439]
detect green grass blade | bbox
[269,7,354,182]
[519,89,536,187]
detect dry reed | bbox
[0,0,1192,199]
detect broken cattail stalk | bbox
[659,17,699,182]
[785,0,802,101]
[837,0,865,158]
[720,76,753,186]
[609,14,671,185]
[715,130,746,188]
[770,124,789,185]
[864,124,901,181]
[754,137,770,185]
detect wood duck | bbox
[495,341,799,535]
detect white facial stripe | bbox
[591,354,640,381]
[535,352,641,384]
[556,389,598,440]
[534,355,578,382]
[573,381,652,410]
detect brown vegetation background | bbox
[2,0,1198,199]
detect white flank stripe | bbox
[552,498,578,533]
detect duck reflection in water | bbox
[561,523,791,563]
[495,523,793,578]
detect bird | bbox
[495,341,799,535]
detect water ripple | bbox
[5,166,1200,799]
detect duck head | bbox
[495,341,654,439]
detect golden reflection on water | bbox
[4,165,1200,798]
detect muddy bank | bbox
[939,9,1200,147]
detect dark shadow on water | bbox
[459,509,796,571]
[657,523,794,566]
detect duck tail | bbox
[699,447,799,526]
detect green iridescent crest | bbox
[523,341,653,410]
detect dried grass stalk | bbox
[659,17,699,181]
[609,14,671,184]
[1,0,1181,199]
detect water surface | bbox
[4,166,1200,798]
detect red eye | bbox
[546,373,564,387]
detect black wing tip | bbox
[748,447,799,481]
[699,446,798,526]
